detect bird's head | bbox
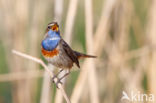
[47,22,59,32]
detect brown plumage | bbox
[41,22,97,84]
[61,39,96,68]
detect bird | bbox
[41,22,96,85]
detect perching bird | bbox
[41,22,96,85]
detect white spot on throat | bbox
[49,37,60,40]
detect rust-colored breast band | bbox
[42,48,59,57]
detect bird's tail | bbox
[74,51,97,59]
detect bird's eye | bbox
[48,26,51,29]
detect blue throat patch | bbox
[42,30,61,51]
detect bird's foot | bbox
[55,79,63,88]
[52,75,57,83]
[52,76,63,88]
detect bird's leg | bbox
[54,69,70,88]
[52,69,64,83]
[58,69,70,82]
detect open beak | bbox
[52,24,58,31]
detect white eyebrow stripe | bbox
[48,24,54,26]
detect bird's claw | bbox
[52,75,57,83]
[52,76,63,88]
[56,79,63,88]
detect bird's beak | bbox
[52,24,59,32]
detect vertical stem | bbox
[147,0,156,97]
[84,0,99,103]
[64,0,79,44]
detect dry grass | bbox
[0,0,155,103]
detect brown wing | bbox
[60,39,80,68]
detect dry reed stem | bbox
[64,0,79,44]
[105,1,132,102]
[12,0,30,102]
[147,0,156,97]
[84,0,99,103]
[12,50,71,103]
[54,0,63,24]
[71,61,89,103]
[71,0,116,102]
[40,69,52,103]
[94,0,116,55]
[116,0,131,52]
[29,1,48,102]
[0,70,43,82]
[55,90,63,103]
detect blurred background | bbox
[0,0,156,103]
